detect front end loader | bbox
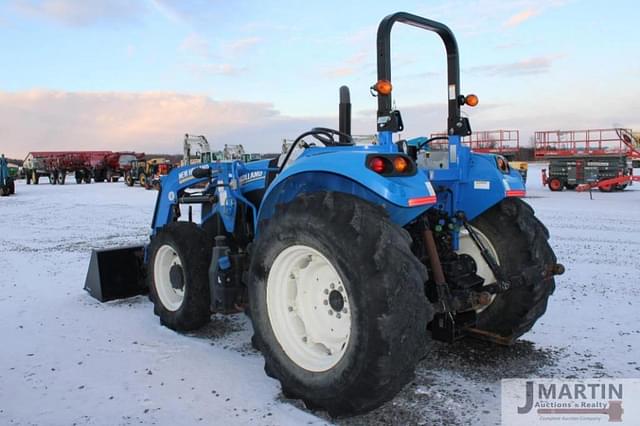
[85,12,563,417]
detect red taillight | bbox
[369,157,386,173]
[408,195,437,207]
[506,190,526,197]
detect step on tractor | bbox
[1,154,16,196]
[85,12,563,416]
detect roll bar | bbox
[376,12,470,136]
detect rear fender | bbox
[432,153,526,221]
[257,151,437,231]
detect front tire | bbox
[148,222,212,331]
[248,192,431,416]
[468,198,557,339]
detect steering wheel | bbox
[418,136,449,150]
[278,127,354,173]
[309,127,354,146]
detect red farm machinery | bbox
[23,151,144,185]
[536,128,640,192]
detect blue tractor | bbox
[1,154,16,196]
[85,12,563,416]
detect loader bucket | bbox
[84,245,147,302]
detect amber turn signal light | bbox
[393,156,409,173]
[373,80,393,95]
[465,94,479,107]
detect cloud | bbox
[0,90,284,158]
[417,0,570,36]
[504,8,540,28]
[322,51,368,79]
[11,0,145,26]
[180,33,212,58]
[467,55,562,76]
[223,36,261,54]
[189,63,247,76]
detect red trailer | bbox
[97,152,145,183]
[22,151,143,185]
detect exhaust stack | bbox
[339,85,351,143]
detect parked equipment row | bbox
[23,151,144,185]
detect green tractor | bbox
[1,154,16,196]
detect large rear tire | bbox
[467,198,557,339]
[148,222,212,331]
[248,192,431,416]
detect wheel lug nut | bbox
[336,313,341,319]
[323,300,328,305]
[330,283,335,289]
[343,308,348,314]
[288,306,293,312]
[302,336,307,343]
[328,310,333,316]
[324,289,329,295]
[338,286,343,292]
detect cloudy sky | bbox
[0,0,638,158]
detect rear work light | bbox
[366,154,416,176]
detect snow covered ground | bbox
[1,163,638,425]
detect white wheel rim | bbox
[457,226,500,313]
[154,244,185,312]
[266,245,351,372]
